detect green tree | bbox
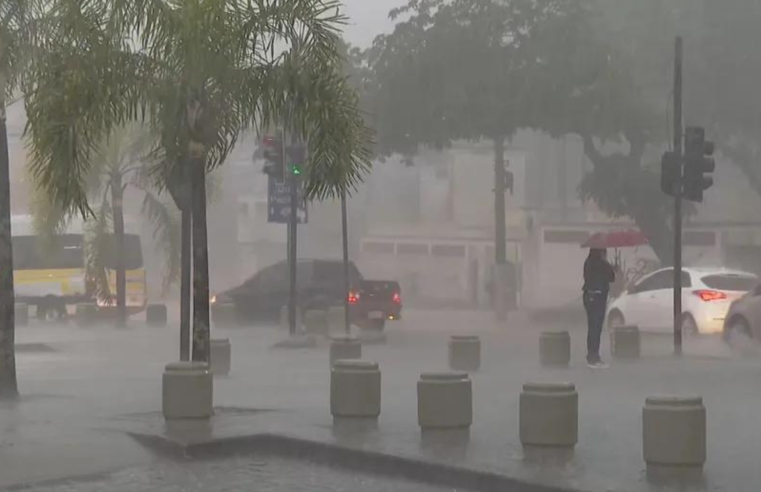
[368,0,684,262]
[24,0,372,362]
[30,124,180,327]
[0,0,39,399]
[600,0,761,198]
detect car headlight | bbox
[210,294,217,305]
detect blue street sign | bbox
[267,177,308,224]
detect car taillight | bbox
[348,291,360,304]
[693,290,727,302]
[392,292,401,304]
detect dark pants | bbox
[583,291,607,363]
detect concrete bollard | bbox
[15,303,28,327]
[75,303,98,326]
[643,396,706,468]
[327,306,348,334]
[146,304,168,327]
[209,338,232,376]
[520,382,578,448]
[330,335,362,367]
[331,360,381,419]
[280,306,303,332]
[211,303,237,328]
[304,310,329,337]
[539,331,571,367]
[162,361,213,420]
[418,373,473,429]
[448,336,481,372]
[612,325,640,360]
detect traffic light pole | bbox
[285,130,298,337]
[672,36,683,357]
[341,191,351,335]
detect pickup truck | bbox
[211,259,402,330]
[348,279,403,330]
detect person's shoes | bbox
[587,360,609,369]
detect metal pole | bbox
[673,36,683,357]
[287,140,298,337]
[341,190,351,335]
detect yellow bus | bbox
[12,215,147,320]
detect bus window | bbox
[103,234,144,270]
[12,235,85,270]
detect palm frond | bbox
[28,178,70,254]
[24,1,147,217]
[257,52,374,200]
[84,198,112,304]
[140,189,180,295]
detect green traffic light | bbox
[292,166,301,175]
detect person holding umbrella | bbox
[583,248,616,368]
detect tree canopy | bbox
[24,0,373,218]
[363,0,753,262]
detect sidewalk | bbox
[3,310,761,491]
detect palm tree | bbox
[0,0,39,399]
[31,124,181,327]
[25,0,372,363]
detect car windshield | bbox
[700,274,758,292]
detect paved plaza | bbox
[2,309,759,491]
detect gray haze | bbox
[341,0,405,47]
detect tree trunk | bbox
[111,172,127,328]
[581,134,673,263]
[190,147,210,363]
[493,136,507,265]
[0,83,19,399]
[180,207,191,361]
[493,136,509,321]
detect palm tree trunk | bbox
[190,149,210,363]
[180,207,191,361]
[0,80,19,399]
[111,172,127,327]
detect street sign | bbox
[267,177,308,224]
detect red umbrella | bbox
[581,229,649,249]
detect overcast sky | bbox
[341,0,406,47]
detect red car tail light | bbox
[348,291,360,304]
[693,289,727,302]
[392,292,401,304]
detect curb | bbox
[129,432,579,492]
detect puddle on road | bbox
[9,456,458,492]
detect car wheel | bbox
[681,314,699,337]
[725,317,757,354]
[607,310,625,330]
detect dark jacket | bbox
[583,257,615,294]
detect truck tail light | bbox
[392,292,401,304]
[693,290,727,302]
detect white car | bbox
[606,267,758,335]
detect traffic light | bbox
[261,134,284,180]
[660,150,680,197]
[683,126,715,202]
[287,145,306,176]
